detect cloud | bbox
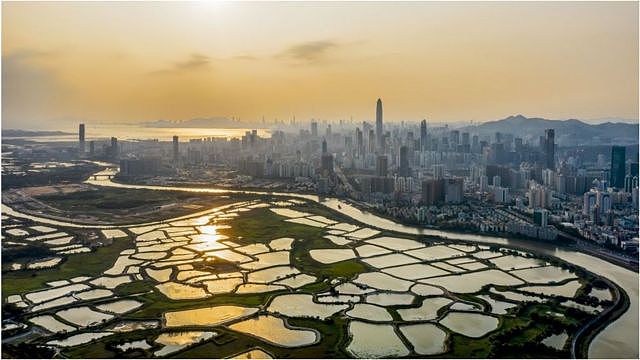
[233,54,258,61]
[150,53,211,74]
[175,53,210,70]
[277,40,339,64]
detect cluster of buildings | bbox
[72,98,638,253]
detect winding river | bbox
[2,169,637,358]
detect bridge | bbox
[90,174,114,180]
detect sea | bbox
[1,124,272,142]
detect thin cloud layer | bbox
[278,40,339,64]
[2,2,637,129]
[151,53,212,75]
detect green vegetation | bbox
[2,343,56,359]
[447,334,492,358]
[5,197,625,360]
[34,187,240,223]
[220,207,325,244]
[2,244,55,265]
[292,236,369,279]
[1,235,134,296]
[37,188,201,210]
[222,206,368,279]
[174,317,350,359]
[2,163,102,190]
[114,280,155,296]
[127,289,284,319]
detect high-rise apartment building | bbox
[78,123,85,154]
[544,129,555,170]
[610,145,626,188]
[173,135,179,164]
[420,119,427,151]
[399,146,410,177]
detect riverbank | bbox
[2,198,618,359]
[3,171,637,358]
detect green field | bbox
[33,187,241,223]
[2,195,620,359]
[2,235,134,296]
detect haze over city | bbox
[3,1,639,130]
[1,2,639,360]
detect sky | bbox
[2,1,639,130]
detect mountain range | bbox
[463,115,638,146]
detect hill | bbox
[464,115,638,146]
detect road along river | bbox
[2,169,637,358]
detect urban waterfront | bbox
[3,1,639,359]
[0,167,636,358]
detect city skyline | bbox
[2,2,639,356]
[3,1,639,129]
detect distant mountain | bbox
[583,117,639,124]
[464,115,638,146]
[1,129,73,137]
[142,117,245,128]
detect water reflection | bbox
[164,305,257,327]
[154,331,216,357]
[229,315,317,347]
[1,169,636,358]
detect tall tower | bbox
[110,137,119,160]
[78,123,86,154]
[610,145,626,188]
[368,129,375,154]
[172,135,179,164]
[399,145,410,177]
[420,119,427,152]
[375,98,383,152]
[544,129,555,170]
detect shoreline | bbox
[2,174,638,358]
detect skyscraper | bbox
[461,132,470,146]
[110,137,119,159]
[444,178,463,204]
[321,153,334,175]
[450,130,460,146]
[544,129,555,170]
[628,162,639,177]
[421,179,444,205]
[583,191,597,215]
[78,123,85,154]
[399,145,410,177]
[610,145,626,188]
[172,135,179,163]
[368,129,376,154]
[420,119,427,151]
[311,121,318,137]
[355,128,364,158]
[322,138,328,154]
[375,98,383,152]
[376,155,388,177]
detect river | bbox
[2,169,637,358]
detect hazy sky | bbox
[2,1,638,129]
